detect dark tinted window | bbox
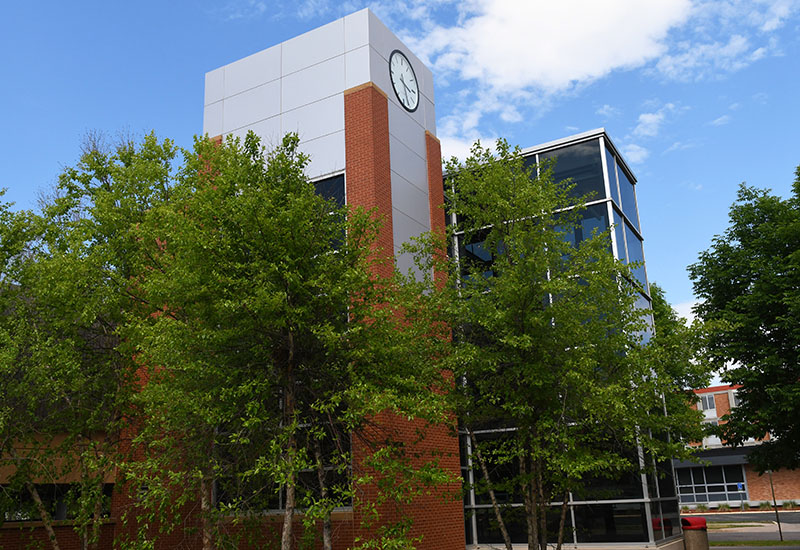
[574,503,649,542]
[624,223,647,290]
[618,167,639,231]
[561,203,610,249]
[540,139,605,201]
[613,208,626,262]
[314,174,345,206]
[605,147,621,205]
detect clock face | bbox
[389,50,419,112]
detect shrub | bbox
[742,502,750,510]
[783,500,797,509]
[718,503,731,511]
[681,506,691,513]
[759,501,772,510]
[696,503,709,512]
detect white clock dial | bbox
[389,50,419,112]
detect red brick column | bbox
[425,131,448,287]
[344,83,394,279]
[344,87,464,550]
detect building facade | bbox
[203,10,679,550]
[455,130,680,548]
[674,384,800,509]
[2,9,687,550]
[204,9,463,550]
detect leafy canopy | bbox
[689,166,800,471]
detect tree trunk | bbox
[555,492,569,550]
[200,471,214,550]
[281,331,297,550]
[26,481,62,550]
[281,432,297,550]
[314,439,332,550]
[522,454,537,550]
[467,427,513,550]
[537,461,547,550]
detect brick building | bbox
[2,8,686,550]
[674,384,800,509]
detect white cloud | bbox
[673,300,698,324]
[753,91,769,103]
[440,134,502,163]
[633,112,666,138]
[654,34,762,81]
[632,103,678,138]
[596,104,621,119]
[374,0,799,145]
[418,0,692,94]
[710,114,732,126]
[296,0,331,19]
[218,0,267,20]
[621,144,650,165]
[664,140,698,153]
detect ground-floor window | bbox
[0,483,114,522]
[675,465,747,503]
[460,431,681,546]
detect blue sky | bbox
[2,0,799,314]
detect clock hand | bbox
[400,74,410,103]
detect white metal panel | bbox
[281,18,344,76]
[343,9,370,52]
[203,101,223,137]
[222,79,281,134]
[394,248,425,281]
[367,11,433,105]
[282,93,344,144]
[392,207,429,252]
[344,45,371,90]
[204,69,224,106]
[387,101,426,161]
[389,135,427,195]
[422,96,437,137]
[223,45,281,98]
[390,172,430,232]
[281,55,345,113]
[299,130,346,180]
[227,115,282,149]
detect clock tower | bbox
[203,8,444,279]
[202,9,461,550]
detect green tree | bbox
[0,133,176,550]
[689,168,800,471]
[645,283,712,442]
[122,133,452,550]
[2,132,454,550]
[412,140,703,550]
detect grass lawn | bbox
[710,541,800,546]
[708,523,774,529]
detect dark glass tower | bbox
[453,129,680,547]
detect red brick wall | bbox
[425,131,448,287]
[0,522,115,550]
[350,413,464,550]
[344,85,464,550]
[714,392,732,421]
[745,467,800,502]
[344,82,394,279]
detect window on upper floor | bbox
[732,391,742,407]
[699,394,716,412]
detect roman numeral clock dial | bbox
[389,50,419,112]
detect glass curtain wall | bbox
[451,133,678,546]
